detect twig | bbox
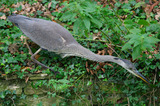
[127,97,130,106]
[153,67,157,106]
[73,71,87,85]
[10,97,16,106]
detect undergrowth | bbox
[0,0,159,105]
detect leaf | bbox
[137,20,150,26]
[83,18,90,30]
[133,40,141,47]
[91,18,102,28]
[61,11,77,21]
[154,54,160,59]
[73,19,82,33]
[37,10,43,15]
[130,28,141,34]
[124,19,134,25]
[144,37,160,44]
[135,2,146,8]
[132,45,142,60]
[122,42,132,50]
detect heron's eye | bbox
[129,68,132,70]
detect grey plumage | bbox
[8,14,150,84]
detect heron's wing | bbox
[8,15,78,51]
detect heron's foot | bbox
[31,48,59,75]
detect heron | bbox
[8,14,150,84]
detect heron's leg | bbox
[31,48,59,74]
[24,38,33,55]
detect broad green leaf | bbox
[84,4,96,12]
[61,11,77,21]
[124,19,134,25]
[133,40,141,47]
[73,19,82,33]
[83,18,90,30]
[91,18,102,28]
[130,28,141,34]
[144,37,160,44]
[141,43,153,50]
[132,45,142,60]
[138,20,150,26]
[85,12,93,18]
[124,34,135,38]
[122,42,132,50]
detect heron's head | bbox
[114,58,150,84]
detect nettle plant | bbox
[58,0,160,61]
[122,21,160,60]
[58,0,103,35]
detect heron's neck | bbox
[65,44,122,65]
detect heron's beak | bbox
[131,70,150,84]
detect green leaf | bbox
[73,19,82,33]
[135,2,146,8]
[137,20,150,26]
[87,81,92,86]
[61,11,77,21]
[132,45,142,60]
[124,19,134,25]
[91,18,102,28]
[154,54,160,59]
[83,18,90,30]
[144,36,160,44]
[84,2,96,13]
[133,40,141,47]
[37,10,43,15]
[130,28,141,34]
[122,42,132,50]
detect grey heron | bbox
[8,14,150,84]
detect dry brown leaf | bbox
[0,15,6,20]
[101,68,105,73]
[20,35,27,41]
[30,7,36,13]
[21,67,32,70]
[48,2,52,9]
[3,8,10,12]
[25,76,29,83]
[35,54,40,60]
[107,44,113,55]
[44,10,52,17]
[97,49,106,55]
[86,62,90,72]
[155,11,160,20]
[8,43,19,54]
[105,63,113,68]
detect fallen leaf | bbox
[25,76,29,83]
[8,43,19,54]
[0,15,6,19]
